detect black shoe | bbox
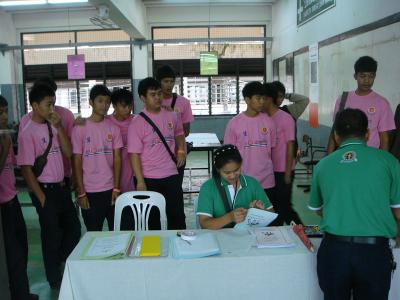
[28,293,39,300]
[50,281,61,290]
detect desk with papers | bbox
[59,228,400,300]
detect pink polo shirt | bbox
[17,120,64,183]
[72,118,123,193]
[224,112,277,189]
[271,109,295,172]
[0,142,17,203]
[107,114,135,193]
[162,95,194,125]
[333,91,395,148]
[127,108,184,179]
[19,105,74,177]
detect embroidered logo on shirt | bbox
[41,137,47,145]
[340,151,358,163]
[86,137,91,143]
[106,133,113,142]
[167,121,174,130]
[368,107,376,114]
[174,107,181,113]
[261,127,269,134]
[243,131,247,137]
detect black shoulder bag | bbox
[139,112,177,165]
[32,121,53,177]
[214,178,235,228]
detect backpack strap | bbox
[139,112,177,165]
[171,93,178,110]
[338,91,348,113]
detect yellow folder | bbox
[140,236,161,257]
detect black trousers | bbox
[82,190,114,231]
[31,183,81,286]
[142,175,186,230]
[177,162,186,188]
[268,172,303,226]
[1,196,31,300]
[317,237,393,300]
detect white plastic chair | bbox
[114,191,167,231]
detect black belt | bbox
[39,181,65,189]
[324,232,388,245]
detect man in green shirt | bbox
[309,108,400,300]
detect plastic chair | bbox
[114,191,167,231]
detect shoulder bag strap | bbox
[214,178,232,213]
[338,91,348,113]
[43,121,53,157]
[139,112,177,164]
[171,93,178,110]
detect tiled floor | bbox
[15,151,320,299]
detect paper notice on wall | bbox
[309,43,319,127]
[67,54,85,80]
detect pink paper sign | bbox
[67,54,85,80]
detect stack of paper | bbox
[81,232,133,260]
[171,232,220,259]
[254,227,296,248]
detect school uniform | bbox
[270,109,302,225]
[224,112,276,200]
[0,141,32,299]
[107,114,135,193]
[72,118,123,231]
[333,91,395,148]
[17,121,81,288]
[162,95,194,186]
[309,139,400,299]
[127,108,186,230]
[197,174,273,221]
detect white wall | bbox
[272,0,400,59]
[272,0,400,142]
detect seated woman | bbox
[196,144,274,229]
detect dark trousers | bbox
[31,183,81,286]
[1,196,31,300]
[177,162,186,188]
[317,237,393,300]
[269,172,303,226]
[82,190,114,231]
[144,175,186,230]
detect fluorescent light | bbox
[48,0,88,3]
[0,0,46,6]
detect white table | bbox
[186,133,221,174]
[59,229,400,300]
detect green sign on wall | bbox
[200,51,218,76]
[297,0,335,26]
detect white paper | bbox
[85,233,132,258]
[254,227,296,248]
[234,208,278,231]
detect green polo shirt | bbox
[309,139,400,238]
[196,174,272,218]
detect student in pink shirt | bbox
[156,65,194,186]
[327,56,395,153]
[128,77,186,230]
[18,84,80,290]
[224,81,277,201]
[108,88,135,193]
[263,83,302,226]
[72,85,123,232]
[20,77,74,181]
[0,96,38,300]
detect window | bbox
[22,29,132,115]
[152,26,266,116]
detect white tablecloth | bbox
[59,229,400,300]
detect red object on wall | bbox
[309,102,319,128]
